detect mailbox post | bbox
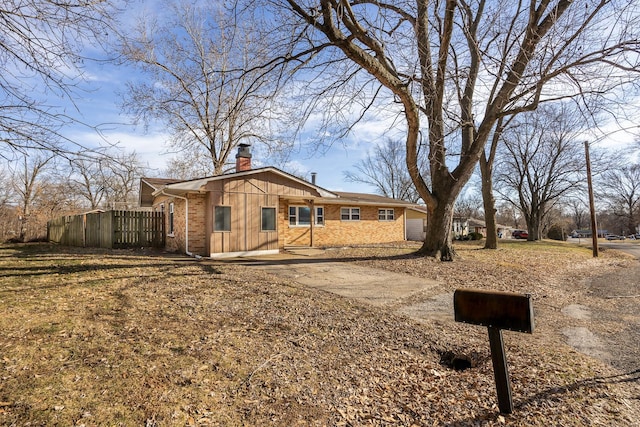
[454,289,535,414]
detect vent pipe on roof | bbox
[235,143,252,172]
[311,172,317,185]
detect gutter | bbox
[160,190,192,257]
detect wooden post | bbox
[488,327,513,414]
[584,141,599,257]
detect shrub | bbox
[468,232,484,241]
[547,225,567,241]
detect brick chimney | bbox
[235,143,252,172]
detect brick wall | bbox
[154,194,207,256]
[279,202,405,248]
[186,193,207,255]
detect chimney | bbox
[235,143,252,172]
[311,172,317,185]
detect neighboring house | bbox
[452,216,509,238]
[139,145,424,258]
[468,217,487,236]
[452,217,469,238]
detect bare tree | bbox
[344,138,422,202]
[262,0,640,260]
[162,146,218,180]
[0,166,19,241]
[495,104,587,241]
[119,1,290,176]
[10,153,54,241]
[0,0,117,157]
[454,191,483,219]
[102,151,148,209]
[566,198,590,231]
[68,149,148,210]
[599,164,640,235]
[67,158,109,210]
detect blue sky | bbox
[53,0,640,197]
[61,55,386,194]
[62,53,640,196]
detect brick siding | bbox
[279,201,405,248]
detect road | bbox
[599,241,640,259]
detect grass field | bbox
[0,242,638,426]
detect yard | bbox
[0,241,638,425]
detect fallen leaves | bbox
[0,242,638,425]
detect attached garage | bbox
[406,207,427,241]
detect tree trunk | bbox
[417,197,456,261]
[480,152,498,249]
[526,206,542,241]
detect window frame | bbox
[214,205,232,232]
[288,205,324,227]
[340,207,360,221]
[378,208,395,221]
[261,206,277,232]
[314,206,324,226]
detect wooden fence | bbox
[48,210,165,249]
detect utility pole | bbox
[584,141,598,257]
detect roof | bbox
[326,192,420,207]
[148,167,338,199]
[141,177,181,188]
[139,177,183,207]
[141,168,423,209]
[468,217,486,227]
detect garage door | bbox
[406,218,426,241]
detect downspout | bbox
[404,208,407,241]
[161,190,192,257]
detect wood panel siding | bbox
[205,171,321,199]
[206,172,323,255]
[209,190,279,256]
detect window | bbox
[168,203,174,234]
[340,207,360,221]
[261,207,276,231]
[214,206,231,231]
[315,206,324,226]
[289,205,324,226]
[378,208,394,221]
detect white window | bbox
[315,206,324,226]
[378,208,394,221]
[214,206,231,231]
[261,207,277,231]
[168,202,174,234]
[340,207,360,221]
[289,205,324,226]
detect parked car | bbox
[512,230,529,239]
[605,234,625,240]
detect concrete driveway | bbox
[227,250,446,316]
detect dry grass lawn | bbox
[0,241,638,426]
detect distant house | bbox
[452,217,469,238]
[452,216,509,239]
[139,145,424,258]
[468,217,487,236]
